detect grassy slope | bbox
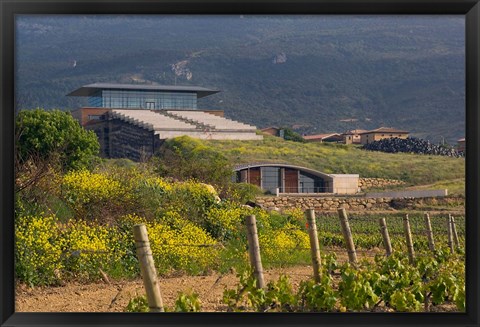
[203,135,465,187]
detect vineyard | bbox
[15,166,465,313]
[14,112,465,313]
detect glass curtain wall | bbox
[89,90,197,109]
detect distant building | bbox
[457,138,465,152]
[341,129,368,144]
[260,127,281,137]
[359,127,409,145]
[68,83,262,160]
[304,133,343,143]
[234,163,359,195]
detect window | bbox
[261,167,281,194]
[88,114,103,120]
[95,89,198,109]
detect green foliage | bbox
[279,127,305,143]
[224,182,264,203]
[16,109,99,171]
[153,136,234,190]
[174,291,202,312]
[223,271,298,312]
[338,264,379,310]
[124,295,149,313]
[298,274,337,312]
[124,291,202,312]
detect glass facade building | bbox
[87,89,197,109]
[68,83,219,110]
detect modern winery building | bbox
[69,83,262,160]
[234,163,359,195]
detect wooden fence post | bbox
[133,224,165,312]
[423,212,436,252]
[306,209,322,283]
[450,215,460,248]
[379,217,393,256]
[245,215,265,289]
[337,208,357,264]
[403,214,415,265]
[447,214,455,254]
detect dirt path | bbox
[15,265,316,312]
[15,247,458,313]
[15,248,369,313]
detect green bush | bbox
[153,136,234,190]
[16,109,99,171]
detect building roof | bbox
[304,133,342,140]
[342,129,368,135]
[67,83,220,98]
[359,127,409,134]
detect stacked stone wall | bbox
[359,177,406,190]
[255,195,464,212]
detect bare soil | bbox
[15,249,458,313]
[15,265,315,312]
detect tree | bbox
[16,109,100,172]
[280,127,306,143]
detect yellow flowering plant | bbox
[15,215,63,286]
[59,219,111,280]
[62,169,132,220]
[147,213,219,275]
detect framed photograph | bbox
[1,1,479,326]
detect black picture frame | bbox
[1,1,479,326]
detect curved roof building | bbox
[234,163,359,195]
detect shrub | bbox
[223,182,264,203]
[204,205,245,240]
[147,215,219,275]
[16,109,99,172]
[60,219,111,280]
[259,223,310,267]
[153,136,234,190]
[61,169,132,220]
[158,180,220,228]
[15,215,63,286]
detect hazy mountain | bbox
[15,15,465,143]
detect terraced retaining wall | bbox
[255,196,464,212]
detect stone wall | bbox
[359,177,406,190]
[255,195,464,212]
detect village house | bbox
[341,129,368,144]
[260,126,281,136]
[359,127,409,145]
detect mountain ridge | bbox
[15,15,465,143]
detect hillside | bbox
[201,135,465,186]
[16,15,465,143]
